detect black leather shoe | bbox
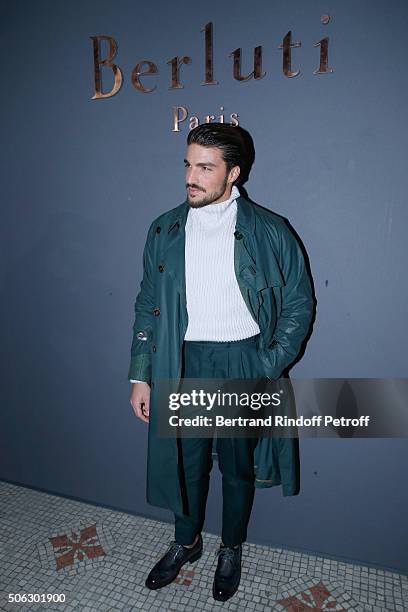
[145,533,203,590]
[212,543,242,601]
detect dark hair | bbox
[186,123,255,187]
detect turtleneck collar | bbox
[189,184,240,214]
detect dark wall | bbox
[1,0,407,572]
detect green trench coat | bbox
[128,193,314,515]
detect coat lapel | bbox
[160,193,285,299]
[235,195,285,292]
[159,203,189,295]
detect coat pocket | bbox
[257,286,278,332]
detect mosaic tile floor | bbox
[0,481,406,611]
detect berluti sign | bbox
[90,17,333,132]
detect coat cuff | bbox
[128,353,152,385]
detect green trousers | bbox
[174,333,263,547]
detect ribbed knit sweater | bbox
[184,184,260,340]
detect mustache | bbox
[186,184,205,191]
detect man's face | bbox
[184,143,239,208]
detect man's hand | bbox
[130,382,151,423]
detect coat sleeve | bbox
[127,221,156,384]
[261,220,314,379]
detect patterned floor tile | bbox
[37,521,115,575]
[0,481,406,612]
[263,575,362,610]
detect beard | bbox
[187,173,229,208]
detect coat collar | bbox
[161,193,279,295]
[167,193,256,236]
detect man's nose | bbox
[186,168,198,186]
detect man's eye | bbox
[202,167,211,171]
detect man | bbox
[128,123,314,602]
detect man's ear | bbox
[229,165,240,184]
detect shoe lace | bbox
[167,540,186,559]
[215,546,237,564]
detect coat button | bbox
[234,230,243,240]
[156,226,161,234]
[158,264,165,273]
[152,345,157,352]
[153,307,161,316]
[271,339,278,348]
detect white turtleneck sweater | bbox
[184,184,260,340]
[130,184,260,382]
